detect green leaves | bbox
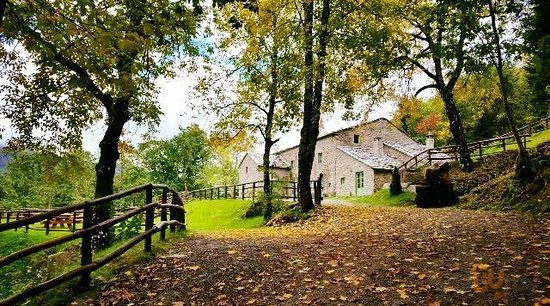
[0,0,201,151]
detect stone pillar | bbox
[374,137,383,157]
[426,133,435,149]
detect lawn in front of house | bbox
[328,189,415,207]
[184,199,264,232]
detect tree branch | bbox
[17,24,113,108]
[414,84,438,97]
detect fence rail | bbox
[0,183,185,306]
[190,176,324,204]
[502,116,549,137]
[399,133,532,173]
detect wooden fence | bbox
[399,133,531,172]
[190,176,324,204]
[0,183,185,306]
[502,116,549,137]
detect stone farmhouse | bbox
[238,118,434,196]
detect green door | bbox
[355,171,365,196]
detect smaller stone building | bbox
[238,118,432,196]
[238,153,291,183]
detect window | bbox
[245,166,248,174]
[318,152,323,164]
[353,134,360,144]
[340,177,345,185]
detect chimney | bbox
[426,133,435,149]
[374,137,383,157]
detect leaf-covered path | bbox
[84,206,549,305]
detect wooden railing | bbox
[502,116,549,137]
[0,183,185,306]
[190,176,324,204]
[399,134,531,172]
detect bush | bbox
[390,167,402,196]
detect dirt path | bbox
[82,206,549,305]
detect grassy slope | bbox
[331,189,415,207]
[185,199,264,232]
[484,129,550,154]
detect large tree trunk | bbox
[440,88,474,172]
[488,0,534,180]
[0,0,6,28]
[298,0,315,212]
[262,28,279,221]
[262,138,273,219]
[93,100,129,249]
[298,0,330,212]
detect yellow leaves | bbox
[396,289,409,299]
[275,293,293,301]
[443,287,457,294]
[172,302,184,306]
[472,263,490,271]
[227,249,238,255]
[512,255,523,261]
[185,265,200,271]
[534,297,550,306]
[418,273,427,280]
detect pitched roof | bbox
[242,152,291,169]
[275,117,411,154]
[383,140,427,156]
[337,145,402,170]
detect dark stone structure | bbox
[414,162,458,208]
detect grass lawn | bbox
[330,189,415,207]
[185,199,264,232]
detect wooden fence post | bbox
[293,182,297,202]
[252,182,256,201]
[478,143,483,161]
[45,217,50,235]
[144,186,154,252]
[217,187,220,199]
[502,139,506,151]
[210,189,213,200]
[80,205,93,287]
[72,211,77,232]
[233,185,237,199]
[160,187,168,241]
[25,211,31,233]
[224,186,228,199]
[242,184,245,200]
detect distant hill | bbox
[0,145,13,171]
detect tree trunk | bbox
[0,0,6,28]
[488,0,534,180]
[262,139,273,219]
[93,100,129,249]
[298,0,315,212]
[440,88,474,171]
[298,0,330,212]
[262,24,279,221]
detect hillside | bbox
[456,142,550,213]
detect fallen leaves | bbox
[85,205,549,306]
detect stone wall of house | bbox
[238,154,263,184]
[373,169,393,191]
[270,118,423,196]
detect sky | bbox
[80,71,398,156]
